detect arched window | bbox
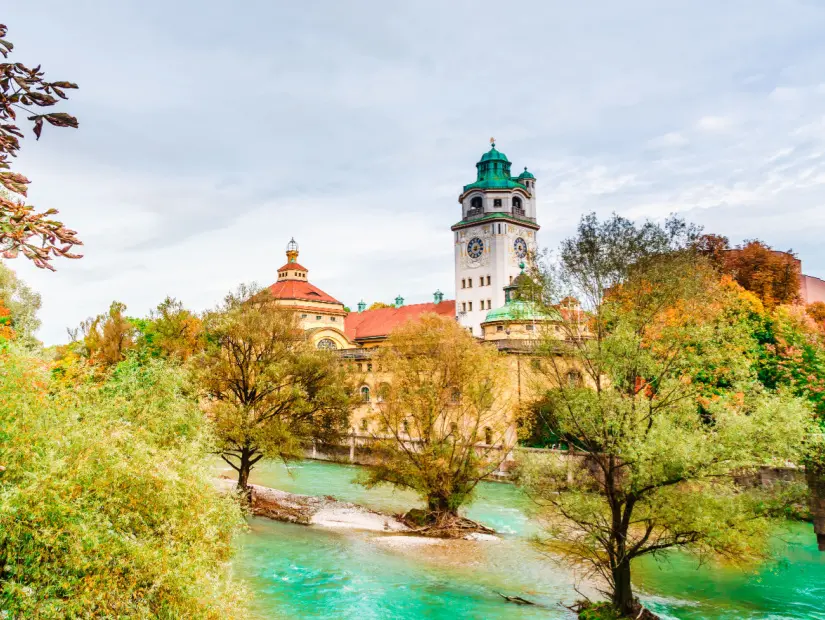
[317,338,337,350]
[450,388,461,403]
[485,426,493,445]
[470,196,482,210]
[567,370,583,388]
[360,386,371,402]
[512,196,522,209]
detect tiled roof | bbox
[268,279,342,305]
[277,262,309,272]
[344,300,456,341]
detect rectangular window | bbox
[494,198,502,207]
[468,279,473,288]
[498,223,501,234]
[468,301,473,311]
[462,302,466,312]
[526,324,535,331]
[367,363,373,372]
[497,325,504,332]
[301,314,307,318]
[479,277,484,287]
[486,275,491,285]
[487,299,491,309]
[360,418,368,432]
[316,316,322,320]
[331,317,336,322]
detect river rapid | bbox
[221,459,825,619]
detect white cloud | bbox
[5,0,825,343]
[696,116,733,132]
[647,132,689,149]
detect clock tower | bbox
[452,140,539,336]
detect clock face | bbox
[467,237,484,259]
[514,237,528,258]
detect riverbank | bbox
[226,458,825,619]
[217,476,502,540]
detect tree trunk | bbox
[237,449,253,502]
[427,495,455,520]
[611,559,634,617]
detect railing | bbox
[489,338,538,352]
[466,207,484,219]
[334,348,374,360]
[512,206,526,218]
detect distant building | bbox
[264,141,825,434]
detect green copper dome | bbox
[517,167,535,180]
[463,142,526,192]
[479,144,510,163]
[484,300,558,323]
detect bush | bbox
[0,349,248,618]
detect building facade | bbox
[452,140,540,336]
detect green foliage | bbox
[193,286,354,491]
[361,314,518,521]
[0,347,248,618]
[754,305,825,420]
[577,601,624,620]
[133,296,204,362]
[0,260,42,348]
[522,214,814,616]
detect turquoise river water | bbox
[222,459,825,619]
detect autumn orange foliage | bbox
[0,295,14,340]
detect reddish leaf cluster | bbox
[696,235,801,308]
[0,23,81,270]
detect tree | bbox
[723,240,801,307]
[362,314,518,531]
[0,295,12,341]
[192,286,353,493]
[693,232,729,269]
[0,348,248,617]
[520,214,812,617]
[806,301,825,330]
[134,296,204,361]
[366,301,395,310]
[71,301,136,368]
[0,25,81,270]
[0,260,41,348]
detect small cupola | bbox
[277,238,309,281]
[357,300,366,313]
[394,294,405,308]
[433,289,444,304]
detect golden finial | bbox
[490,136,496,147]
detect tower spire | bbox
[286,237,299,264]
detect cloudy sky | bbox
[5,0,825,344]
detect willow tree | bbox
[193,286,353,493]
[362,314,518,529]
[520,214,812,617]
